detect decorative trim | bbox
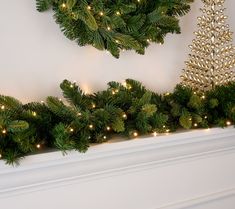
[0,127,235,198]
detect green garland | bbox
[0,79,234,165]
[36,0,193,58]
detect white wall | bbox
[0,0,235,103]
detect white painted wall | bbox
[0,0,235,102]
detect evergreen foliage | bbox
[35,0,193,58]
[0,80,234,164]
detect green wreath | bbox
[36,0,193,58]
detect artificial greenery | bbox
[0,79,234,164]
[35,0,193,58]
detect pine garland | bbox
[35,0,194,58]
[0,79,234,165]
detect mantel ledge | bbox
[0,127,234,198]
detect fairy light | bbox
[89,124,93,129]
[70,128,74,132]
[103,136,107,140]
[115,40,119,43]
[204,115,208,119]
[36,144,41,149]
[166,129,170,133]
[87,5,91,10]
[106,126,111,131]
[133,132,138,137]
[70,84,74,88]
[107,26,111,31]
[189,118,192,121]
[77,112,82,116]
[1,105,5,110]
[226,120,231,126]
[194,123,198,127]
[0,154,2,158]
[32,111,37,117]
[41,101,44,104]
[2,129,7,134]
[99,11,104,16]
[92,103,96,108]
[163,125,166,128]
[122,113,127,119]
[153,132,158,137]
[201,95,206,99]
[165,92,170,96]
[137,0,141,2]
[61,3,66,8]
[193,91,197,95]
[59,98,62,102]
[116,11,121,15]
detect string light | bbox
[204,115,208,119]
[87,5,91,10]
[70,128,74,132]
[1,105,5,110]
[36,144,41,149]
[0,154,2,158]
[107,26,111,31]
[194,123,198,127]
[92,103,96,108]
[61,3,66,8]
[226,121,231,126]
[89,124,93,129]
[32,111,37,117]
[163,125,166,128]
[166,129,170,133]
[41,101,44,104]
[201,95,206,99]
[99,11,104,16]
[137,0,141,2]
[106,126,111,131]
[2,129,7,134]
[70,84,74,88]
[122,113,127,119]
[165,92,170,96]
[133,132,138,137]
[116,11,121,15]
[115,40,119,43]
[103,136,107,140]
[77,112,82,116]
[153,132,158,137]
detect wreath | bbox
[36,0,193,58]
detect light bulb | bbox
[106,126,111,131]
[1,105,5,110]
[61,3,66,8]
[89,124,93,129]
[99,11,104,16]
[153,132,158,137]
[226,121,231,126]
[103,136,107,140]
[116,11,121,15]
[166,129,170,133]
[122,113,127,119]
[36,144,41,149]
[32,111,37,117]
[87,5,91,10]
[194,123,198,127]
[133,132,138,137]
[2,129,7,134]
[92,104,96,108]
[201,95,206,99]
[107,26,111,31]
[70,128,74,132]
[0,154,2,158]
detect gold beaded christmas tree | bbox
[181,0,235,91]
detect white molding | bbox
[0,127,235,199]
[155,187,235,209]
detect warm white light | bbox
[204,115,208,119]
[163,125,166,128]
[194,123,198,127]
[115,40,119,43]
[133,132,138,137]
[103,136,107,140]
[77,112,82,116]
[61,3,66,8]
[116,11,121,15]
[201,95,206,99]
[87,5,91,10]
[41,101,44,104]
[226,121,231,126]
[122,113,127,119]
[153,132,158,137]
[107,26,111,31]
[70,128,74,132]
[166,129,170,133]
[70,84,74,88]
[0,154,2,158]
[165,92,170,96]
[106,126,111,131]
[92,104,96,108]
[1,105,5,110]
[32,111,37,117]
[36,144,41,149]
[2,129,6,134]
[89,124,93,129]
[99,11,104,16]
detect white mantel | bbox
[0,127,235,209]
